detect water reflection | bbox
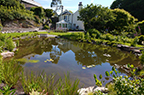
[14,38,140,87]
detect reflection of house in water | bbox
[57,40,81,53]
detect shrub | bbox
[87,29,101,38]
[131,37,139,47]
[94,65,144,95]
[136,20,144,35]
[0,5,34,22]
[5,38,15,51]
[0,23,3,31]
[138,35,144,45]
[43,25,50,30]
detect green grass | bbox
[2,32,38,38]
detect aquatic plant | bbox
[22,72,80,95]
[0,85,16,95]
[0,59,22,86]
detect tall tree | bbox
[78,4,115,31]
[109,8,137,32]
[44,9,54,18]
[50,0,63,12]
[110,0,144,21]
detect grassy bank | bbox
[46,31,144,48]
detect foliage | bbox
[94,65,144,95]
[110,0,144,21]
[139,51,144,65]
[5,38,15,51]
[44,9,54,18]
[0,59,22,86]
[0,23,3,31]
[136,20,144,35]
[131,37,139,47]
[30,7,45,19]
[0,0,24,9]
[50,0,62,12]
[0,5,34,22]
[110,8,137,32]
[0,85,16,95]
[137,35,144,45]
[78,4,115,31]
[22,72,79,95]
[44,25,50,30]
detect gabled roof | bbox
[22,0,42,7]
[61,10,72,15]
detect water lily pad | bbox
[16,58,39,63]
[87,65,92,68]
[82,67,86,69]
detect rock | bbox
[1,51,14,59]
[78,86,108,95]
[133,49,141,54]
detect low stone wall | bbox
[1,28,39,33]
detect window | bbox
[59,24,61,28]
[63,24,65,28]
[64,16,67,21]
[66,24,67,28]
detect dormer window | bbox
[64,16,67,21]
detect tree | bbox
[110,0,144,21]
[109,8,137,32]
[50,0,63,12]
[30,7,45,19]
[78,4,115,31]
[69,10,73,14]
[44,9,54,18]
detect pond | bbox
[14,38,140,87]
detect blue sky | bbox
[35,0,115,14]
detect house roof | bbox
[22,0,42,7]
[61,10,72,15]
[56,20,69,24]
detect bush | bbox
[87,29,101,38]
[5,38,15,51]
[44,25,50,30]
[136,20,144,35]
[0,24,2,31]
[0,5,34,22]
[94,65,144,95]
[138,35,144,45]
[131,37,139,47]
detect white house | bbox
[56,2,85,31]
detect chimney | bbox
[61,5,63,14]
[78,2,83,10]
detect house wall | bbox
[58,10,85,30]
[72,10,84,30]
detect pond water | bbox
[14,38,140,87]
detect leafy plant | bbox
[0,23,3,31]
[0,85,16,95]
[22,72,80,95]
[94,65,144,95]
[44,25,50,30]
[0,59,22,86]
[5,38,15,51]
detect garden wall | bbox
[1,28,39,33]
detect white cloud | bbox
[91,0,94,3]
